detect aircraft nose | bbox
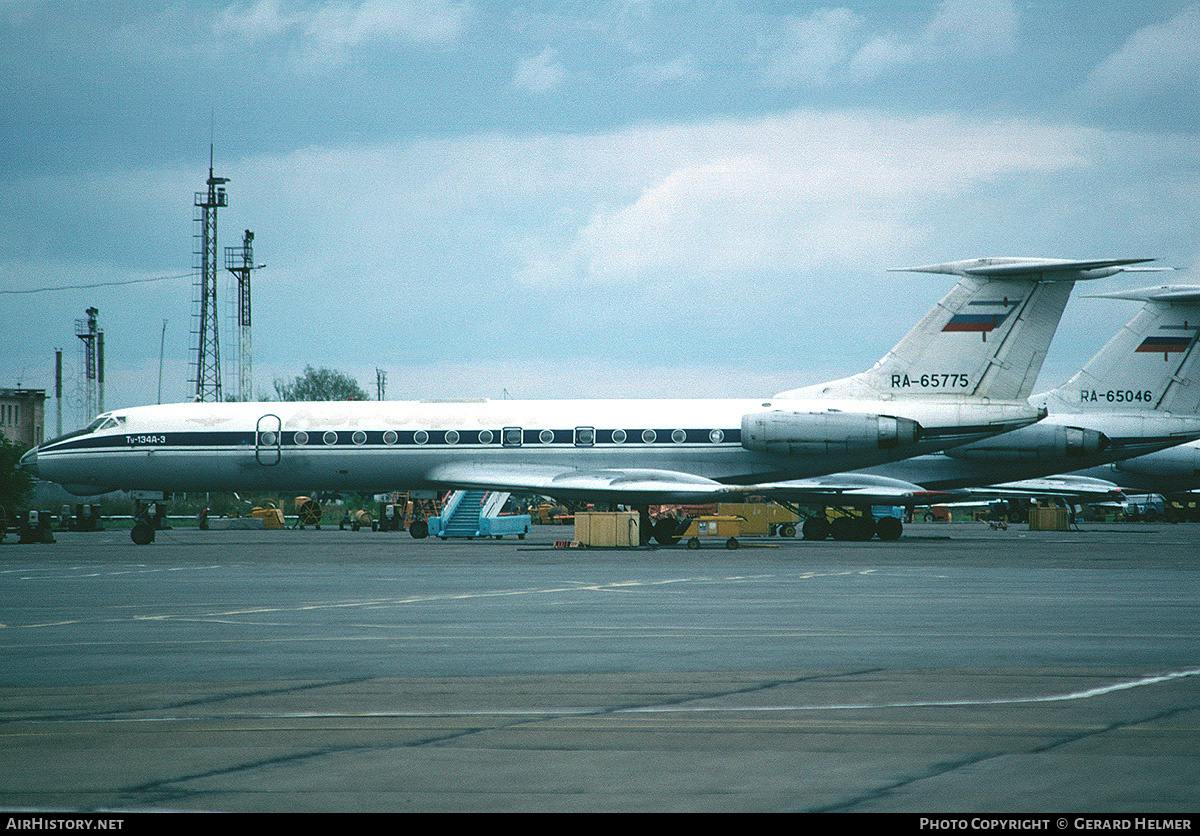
[18,446,38,477]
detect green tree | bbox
[0,434,34,509]
[273,366,369,401]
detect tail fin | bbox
[1042,285,1200,414]
[780,258,1155,401]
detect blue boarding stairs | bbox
[427,490,531,540]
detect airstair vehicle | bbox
[426,490,531,540]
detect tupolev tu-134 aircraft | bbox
[20,257,1154,543]
[849,282,1200,502]
[1056,285,1200,497]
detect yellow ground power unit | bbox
[682,515,743,549]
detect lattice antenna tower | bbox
[74,307,103,425]
[191,146,228,401]
[225,229,260,402]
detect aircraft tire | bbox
[829,516,855,541]
[876,516,903,541]
[853,516,877,541]
[131,523,155,545]
[652,519,681,546]
[802,517,829,540]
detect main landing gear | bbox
[801,511,903,541]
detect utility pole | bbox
[158,319,167,405]
[97,328,104,415]
[54,348,62,437]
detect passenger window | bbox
[574,427,595,447]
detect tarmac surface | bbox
[1,521,1198,813]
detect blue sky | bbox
[3,1,1200,426]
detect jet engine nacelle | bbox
[1115,444,1200,478]
[740,410,922,456]
[943,424,1108,462]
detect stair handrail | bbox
[440,490,465,522]
[480,491,510,518]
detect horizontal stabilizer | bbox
[892,257,1156,281]
[1087,285,1200,304]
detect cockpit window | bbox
[87,414,126,432]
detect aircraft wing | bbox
[745,472,971,505]
[425,463,966,506]
[426,462,734,502]
[961,474,1126,502]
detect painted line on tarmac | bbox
[82,570,875,623]
[112,668,1199,722]
[4,564,222,581]
[616,667,1200,713]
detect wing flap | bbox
[966,474,1125,501]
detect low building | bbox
[0,389,47,450]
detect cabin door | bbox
[256,414,282,466]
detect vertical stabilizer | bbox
[1042,286,1200,414]
[779,258,1153,402]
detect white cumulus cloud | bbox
[1082,4,1200,105]
[215,0,468,65]
[513,110,1093,289]
[753,0,1019,88]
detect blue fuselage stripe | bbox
[41,428,746,454]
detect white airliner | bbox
[19,257,1148,544]
[1053,286,1200,497]
[815,282,1200,539]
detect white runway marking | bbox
[91,668,1200,724]
[5,565,221,581]
[617,667,1200,713]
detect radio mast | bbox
[225,229,260,402]
[191,146,228,402]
